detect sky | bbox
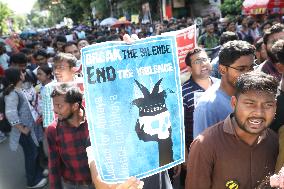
[1,0,37,14]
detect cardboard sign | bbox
[81,36,185,183]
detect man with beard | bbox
[193,40,255,138]
[181,48,219,187]
[257,23,284,82]
[47,83,144,189]
[186,71,279,189]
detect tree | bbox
[0,2,12,35]
[221,0,244,16]
[92,0,110,19]
[36,0,94,26]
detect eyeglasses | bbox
[225,65,254,72]
[53,65,71,71]
[193,57,211,65]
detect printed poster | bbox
[163,25,197,71]
[81,36,185,183]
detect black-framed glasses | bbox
[225,65,254,72]
[193,57,211,64]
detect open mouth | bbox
[248,118,264,126]
[201,67,209,72]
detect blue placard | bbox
[81,36,185,183]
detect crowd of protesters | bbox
[0,11,284,189]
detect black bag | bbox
[0,94,11,133]
[0,77,10,133]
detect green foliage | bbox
[92,0,110,19]
[0,2,12,35]
[221,0,244,16]
[12,15,27,32]
[35,0,94,26]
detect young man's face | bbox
[37,68,49,84]
[35,55,47,67]
[53,95,74,121]
[53,60,75,82]
[231,90,276,135]
[266,31,284,58]
[64,44,80,60]
[220,55,254,88]
[206,24,214,34]
[10,63,27,73]
[189,51,212,80]
[77,40,89,50]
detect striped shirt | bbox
[182,76,219,148]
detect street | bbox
[0,137,48,189]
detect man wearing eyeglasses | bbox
[193,40,255,138]
[41,52,82,128]
[182,48,219,150]
[180,48,219,187]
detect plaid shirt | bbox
[46,119,92,189]
[42,81,56,128]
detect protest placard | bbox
[162,25,197,71]
[81,35,185,183]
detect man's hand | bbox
[123,34,139,44]
[270,167,284,188]
[172,165,181,179]
[15,124,30,135]
[21,127,30,135]
[36,116,43,125]
[86,146,144,189]
[116,177,144,189]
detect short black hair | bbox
[107,34,121,41]
[53,52,77,67]
[184,48,203,67]
[10,52,27,65]
[272,39,284,65]
[51,83,83,105]
[220,31,239,45]
[33,49,48,59]
[263,23,284,45]
[56,35,67,43]
[255,38,264,52]
[260,20,272,31]
[63,41,78,52]
[219,40,255,66]
[38,64,53,79]
[235,71,278,98]
[20,48,33,55]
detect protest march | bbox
[1,0,284,189]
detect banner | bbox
[131,15,139,24]
[81,36,185,183]
[142,2,151,24]
[163,25,197,71]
